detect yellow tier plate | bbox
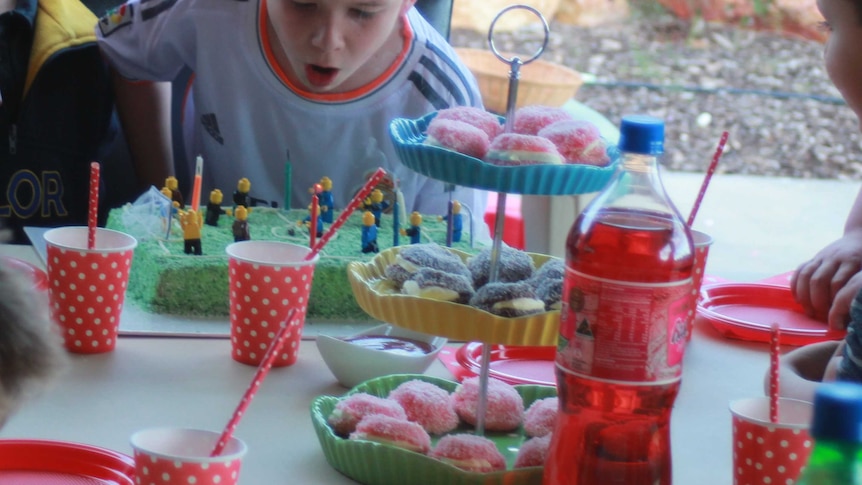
[347,247,561,346]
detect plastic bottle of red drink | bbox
[543,115,694,485]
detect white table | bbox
[0,244,773,484]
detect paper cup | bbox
[729,397,813,485]
[131,428,246,485]
[44,227,136,354]
[226,241,318,367]
[686,229,714,342]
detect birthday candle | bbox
[310,194,319,248]
[392,197,400,247]
[191,155,203,212]
[284,154,292,210]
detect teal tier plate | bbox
[389,112,619,195]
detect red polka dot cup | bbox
[44,227,137,354]
[131,427,246,485]
[226,241,318,367]
[685,229,714,342]
[730,396,814,485]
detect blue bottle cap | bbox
[618,115,665,155]
[810,382,862,443]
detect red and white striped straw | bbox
[769,323,781,424]
[88,162,100,250]
[210,308,298,457]
[687,131,729,227]
[306,168,387,261]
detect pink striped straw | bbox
[769,323,781,424]
[306,168,387,261]
[88,162,100,250]
[211,308,298,457]
[687,131,729,227]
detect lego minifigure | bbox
[233,177,252,210]
[179,209,203,255]
[368,189,390,227]
[205,189,228,227]
[165,176,184,209]
[439,200,464,243]
[160,187,180,237]
[232,206,250,242]
[298,203,324,238]
[361,210,379,254]
[318,176,335,223]
[401,211,423,244]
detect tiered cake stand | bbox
[350,4,619,434]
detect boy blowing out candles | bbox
[95,0,488,231]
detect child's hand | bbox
[791,230,862,328]
[823,341,846,382]
[828,272,862,330]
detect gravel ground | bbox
[450,11,862,180]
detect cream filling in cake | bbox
[401,281,459,302]
[492,297,547,314]
[486,149,563,165]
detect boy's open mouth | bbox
[305,65,339,88]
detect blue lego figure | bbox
[361,211,379,253]
[400,211,423,244]
[318,176,335,224]
[366,189,390,227]
[440,200,464,243]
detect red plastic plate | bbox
[0,439,135,484]
[1,256,48,291]
[698,283,846,346]
[455,342,556,386]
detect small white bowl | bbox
[316,324,447,388]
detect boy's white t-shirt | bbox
[97,0,487,225]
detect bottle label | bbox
[557,268,690,383]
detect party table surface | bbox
[0,243,779,484]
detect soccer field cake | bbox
[106,190,479,322]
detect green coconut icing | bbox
[106,205,479,321]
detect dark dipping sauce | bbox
[341,335,434,356]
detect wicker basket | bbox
[456,47,584,115]
[451,0,561,32]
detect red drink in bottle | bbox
[544,116,693,485]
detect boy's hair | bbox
[0,232,66,426]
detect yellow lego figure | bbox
[205,189,228,227]
[165,176,184,209]
[179,209,203,255]
[400,211,422,244]
[232,206,250,242]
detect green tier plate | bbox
[311,374,557,485]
